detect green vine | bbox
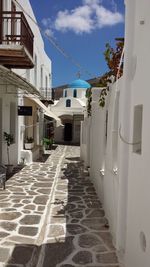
[86,38,124,114]
[99,87,109,107]
[86,88,92,116]
[99,38,124,108]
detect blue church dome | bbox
[68,79,91,89]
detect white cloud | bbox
[83,0,101,5]
[44,28,54,37]
[42,0,123,35]
[42,18,53,28]
[55,6,94,34]
[110,0,117,12]
[96,6,124,27]
[42,18,54,37]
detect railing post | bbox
[0,11,34,59]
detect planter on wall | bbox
[25,142,34,150]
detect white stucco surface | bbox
[51,87,87,145]
[0,0,52,165]
[81,1,150,266]
[123,1,150,266]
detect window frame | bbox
[66,99,71,107]
[73,89,77,98]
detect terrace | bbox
[0,11,34,68]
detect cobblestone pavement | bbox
[0,145,120,267]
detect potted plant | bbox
[49,137,54,150]
[3,132,14,174]
[43,137,54,150]
[24,137,34,150]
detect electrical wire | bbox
[13,0,95,78]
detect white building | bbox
[51,79,91,145]
[0,0,60,166]
[118,0,150,266]
[81,0,150,267]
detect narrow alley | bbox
[0,146,120,267]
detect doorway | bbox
[64,123,72,141]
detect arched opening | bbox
[66,99,71,107]
[73,89,77,98]
[65,90,67,97]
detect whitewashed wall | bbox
[16,0,52,97]
[0,86,18,165]
[89,88,106,204]
[81,1,150,266]
[0,0,52,164]
[73,120,81,143]
[81,1,150,267]
[4,0,52,93]
[54,125,64,143]
[63,88,86,99]
[80,116,91,168]
[52,97,85,115]
[52,97,85,144]
[121,0,150,266]
[18,0,51,164]
[80,81,123,251]
[104,79,122,247]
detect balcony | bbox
[0,11,34,69]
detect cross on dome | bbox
[76,71,81,79]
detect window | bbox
[66,99,71,107]
[73,89,77,98]
[65,90,67,97]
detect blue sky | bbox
[30,0,125,87]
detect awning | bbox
[0,65,41,96]
[25,94,62,126]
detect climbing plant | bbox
[104,38,124,78]
[99,38,124,107]
[86,38,124,114]
[86,88,92,116]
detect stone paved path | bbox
[0,146,120,267]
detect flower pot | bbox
[25,142,34,150]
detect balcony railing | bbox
[0,11,34,57]
[40,87,52,101]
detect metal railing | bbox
[0,11,34,57]
[40,87,52,100]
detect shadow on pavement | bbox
[4,157,119,267]
[6,164,25,181]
